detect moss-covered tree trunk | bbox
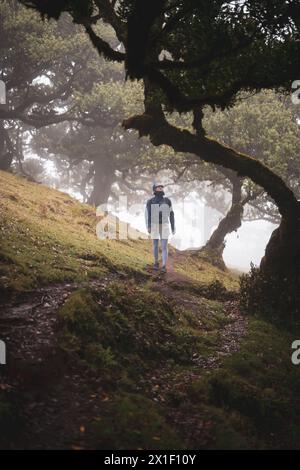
[203,174,243,252]
[192,173,244,270]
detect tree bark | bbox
[203,173,243,253]
[88,157,115,207]
[260,214,300,276]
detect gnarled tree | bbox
[17,0,300,319]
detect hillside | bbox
[0,170,299,450]
[0,171,238,297]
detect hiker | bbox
[145,183,176,273]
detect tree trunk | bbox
[0,123,13,171]
[243,211,300,324]
[260,209,300,276]
[191,173,243,270]
[88,157,115,207]
[203,173,243,252]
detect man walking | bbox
[145,183,175,273]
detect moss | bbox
[91,392,183,450]
[169,278,237,301]
[183,318,300,449]
[208,370,289,429]
[57,280,237,378]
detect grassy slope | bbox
[0,170,237,295]
[0,170,299,450]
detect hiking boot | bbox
[161,265,167,273]
[153,262,159,270]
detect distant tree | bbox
[0,1,111,169]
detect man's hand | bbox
[147,227,151,234]
[172,229,176,235]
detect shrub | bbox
[239,263,300,327]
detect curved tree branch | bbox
[122,109,298,218]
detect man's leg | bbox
[152,238,159,268]
[161,238,168,270]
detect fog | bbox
[116,201,277,273]
[41,160,277,273]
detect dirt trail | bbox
[0,275,118,449]
[146,247,191,283]
[139,297,246,448]
[140,250,247,448]
[0,252,246,449]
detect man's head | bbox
[153,183,164,193]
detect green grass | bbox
[175,251,239,291]
[57,281,230,377]
[0,170,238,295]
[183,318,300,449]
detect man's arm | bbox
[167,198,175,233]
[145,200,151,232]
